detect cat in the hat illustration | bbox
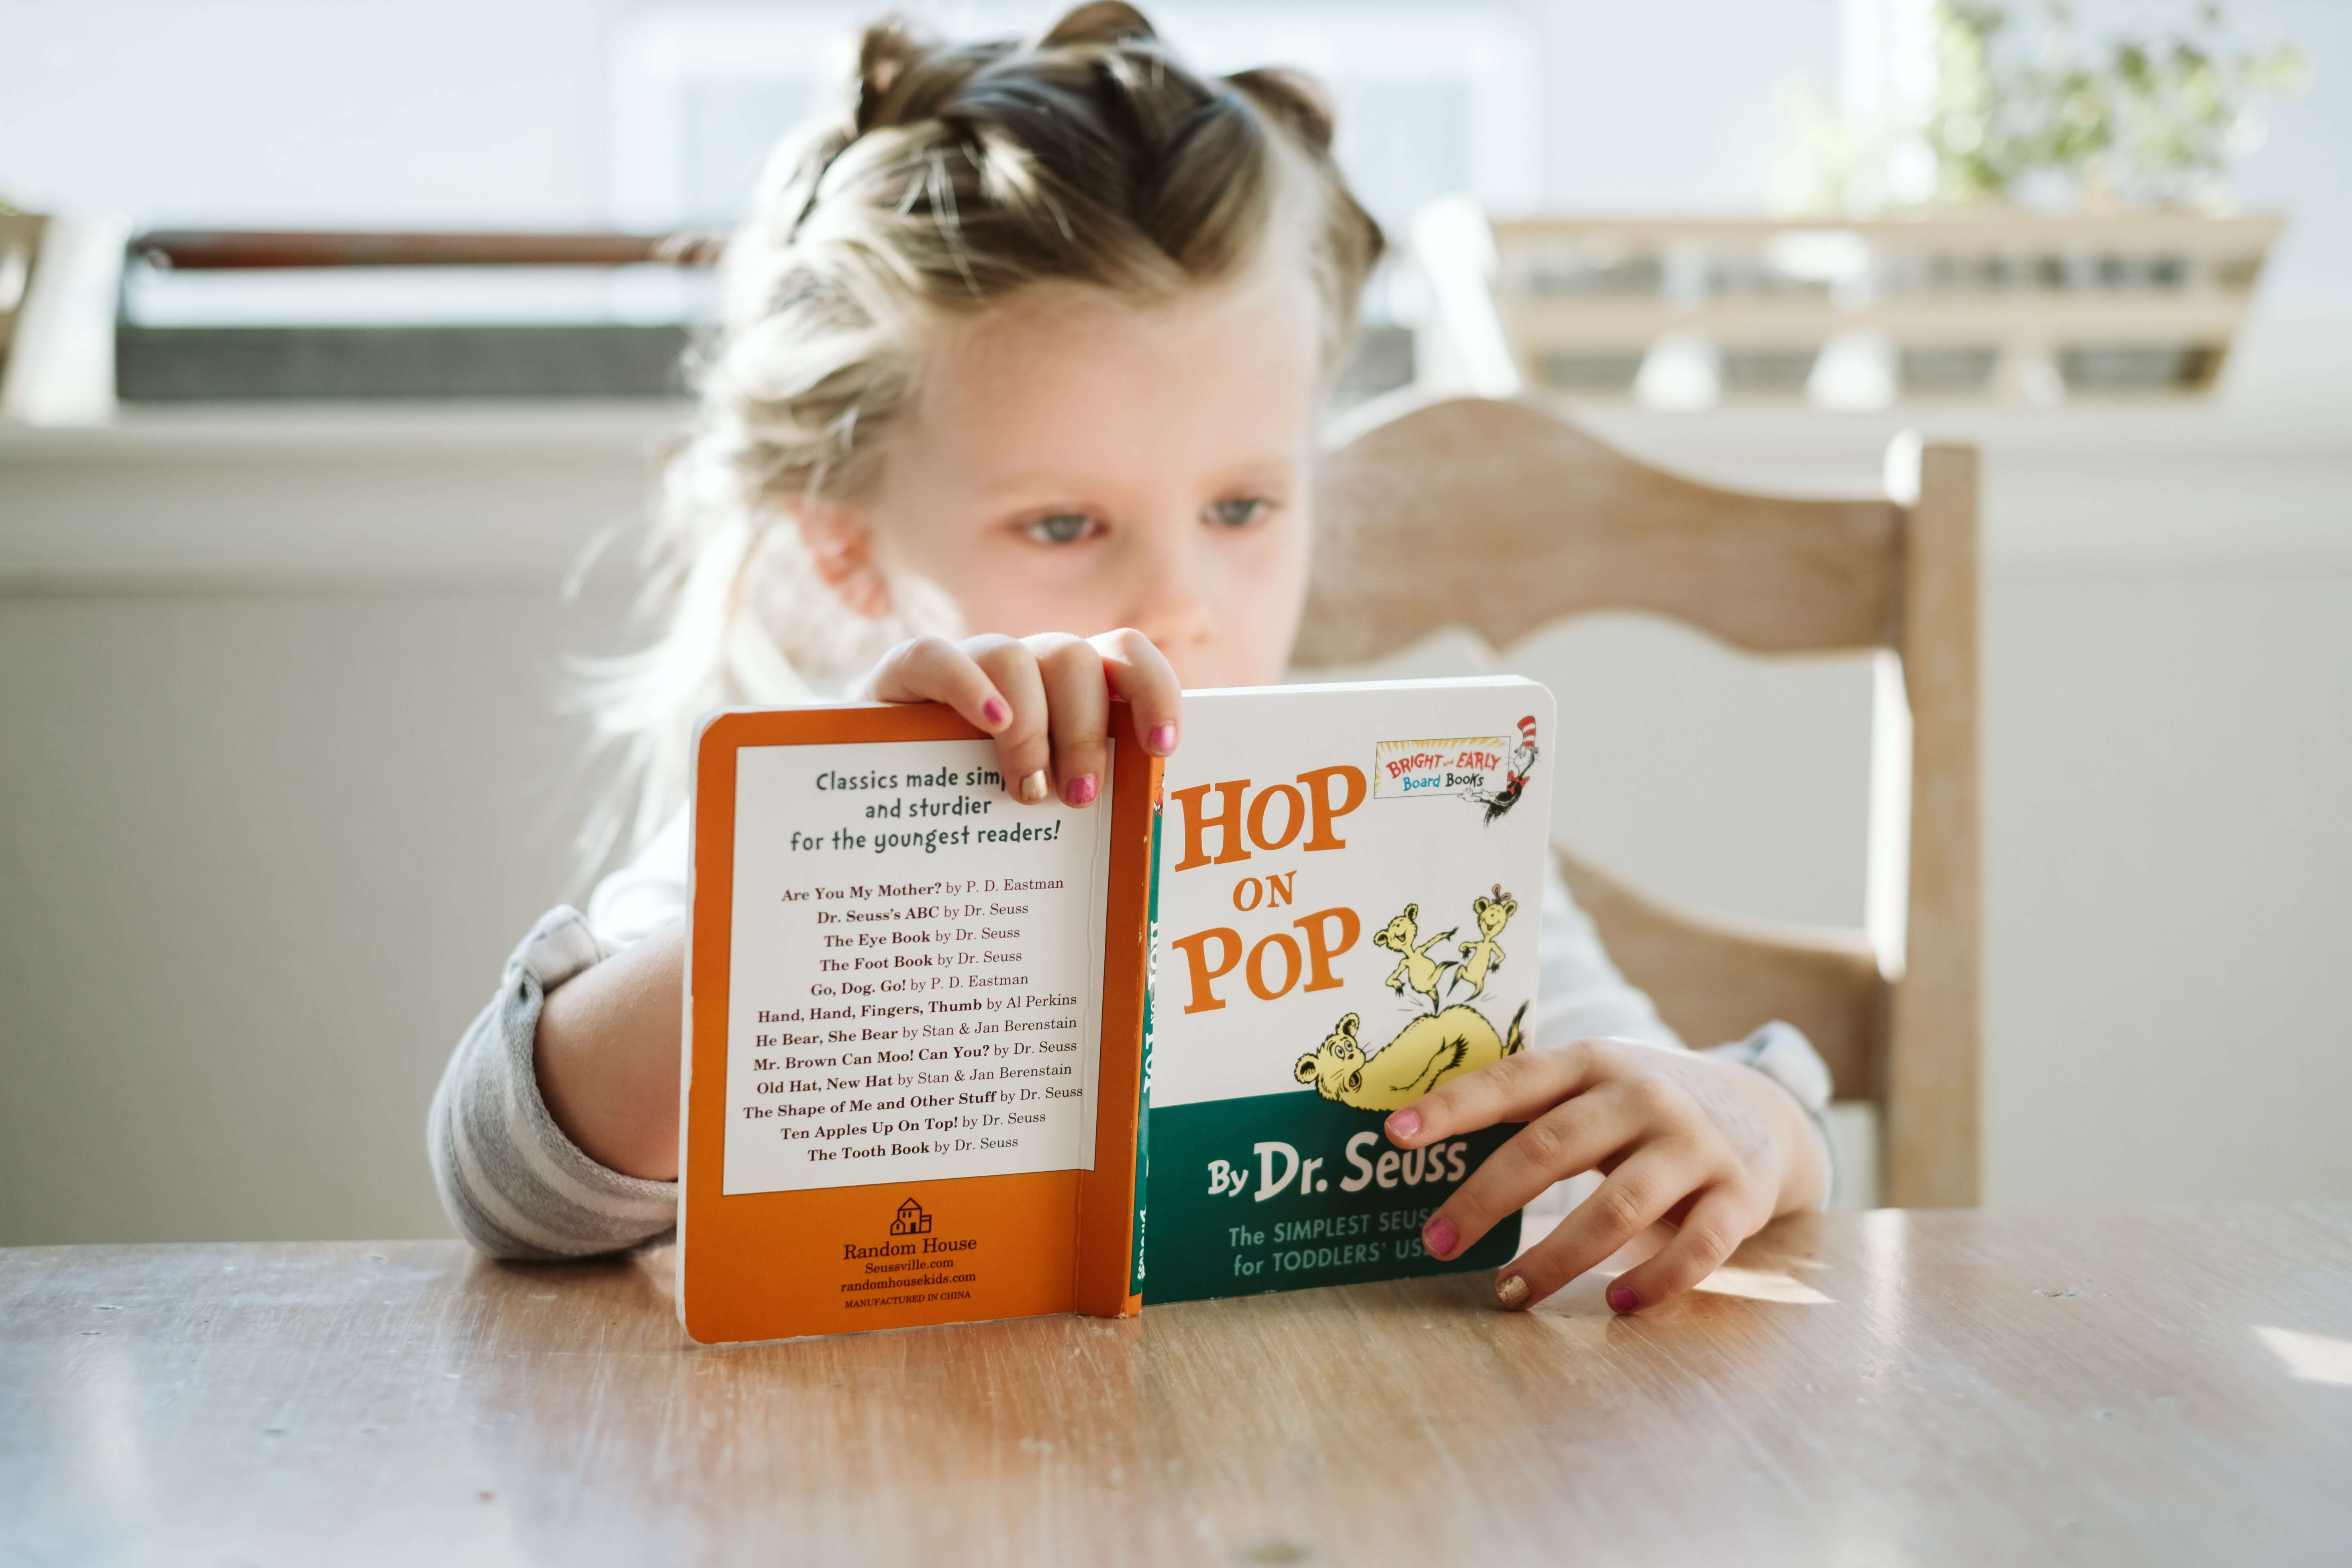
[1468,714,1540,823]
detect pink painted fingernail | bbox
[1066,774,1098,806]
[1386,1108,1420,1141]
[1423,1217,1458,1258]
[1608,1284,1639,1314]
[1147,722,1177,754]
[982,698,1008,727]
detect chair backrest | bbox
[1302,394,1981,1206]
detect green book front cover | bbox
[1139,678,1555,1303]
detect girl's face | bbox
[836,261,1323,690]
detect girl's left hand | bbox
[1383,1037,1827,1314]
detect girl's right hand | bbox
[857,631,1182,807]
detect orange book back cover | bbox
[680,702,1155,1343]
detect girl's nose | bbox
[1125,535,1215,661]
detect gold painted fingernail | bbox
[1018,770,1049,803]
[1495,1273,1530,1309]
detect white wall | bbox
[0,1,1832,228]
[1984,573,2352,1205]
[0,410,655,1244]
[4,1,615,228]
[0,590,600,1243]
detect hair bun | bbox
[854,16,940,131]
[1041,2,1158,48]
[1225,67,1338,153]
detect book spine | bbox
[1129,794,1162,1294]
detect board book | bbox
[681,677,1555,1343]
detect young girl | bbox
[429,2,1832,1317]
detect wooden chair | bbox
[1300,394,1980,1207]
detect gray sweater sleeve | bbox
[426,906,679,1258]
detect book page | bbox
[719,739,1114,1196]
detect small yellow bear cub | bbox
[1296,890,1526,1113]
[1450,884,1517,1004]
[1371,903,1458,1017]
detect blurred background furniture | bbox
[112,229,711,402]
[94,225,1413,410]
[1302,395,1979,1206]
[1414,202,2283,408]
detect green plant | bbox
[1931,2,2305,208]
[1772,2,2305,214]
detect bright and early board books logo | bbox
[1373,715,1540,823]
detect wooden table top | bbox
[6,1203,2350,1566]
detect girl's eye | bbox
[1207,496,1271,528]
[1023,512,1102,545]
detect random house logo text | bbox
[842,1195,977,1263]
[838,1194,981,1310]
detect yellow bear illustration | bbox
[1292,1002,1529,1113]
[1449,885,1517,1004]
[1371,903,1456,1017]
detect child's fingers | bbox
[1090,628,1182,755]
[1489,1145,1702,1311]
[1600,1185,1763,1313]
[1415,1082,1644,1262]
[1382,1039,1608,1149]
[967,637,1054,803]
[1031,635,1111,807]
[867,635,1011,734]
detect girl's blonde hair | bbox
[576,1,1383,862]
